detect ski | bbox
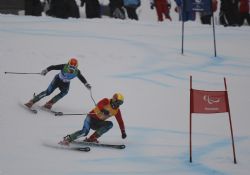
[54,111,64,116]
[67,145,91,152]
[39,106,63,116]
[26,107,38,114]
[58,144,90,152]
[72,141,126,149]
[59,141,91,152]
[20,103,38,114]
[49,110,63,116]
[44,142,91,152]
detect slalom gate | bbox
[189,76,237,164]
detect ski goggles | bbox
[67,65,77,73]
[111,100,123,108]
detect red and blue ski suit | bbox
[82,98,125,137]
[68,98,126,141]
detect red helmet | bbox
[68,58,78,69]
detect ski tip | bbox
[120,145,126,149]
[78,147,91,152]
[22,103,38,114]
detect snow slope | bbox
[1,2,250,175]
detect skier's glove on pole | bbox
[121,130,127,139]
[85,83,91,90]
[41,69,48,76]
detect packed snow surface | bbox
[1,2,250,175]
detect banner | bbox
[192,0,211,12]
[190,89,229,113]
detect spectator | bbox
[231,0,240,25]
[150,0,171,22]
[109,0,125,19]
[238,0,250,26]
[200,0,218,25]
[80,0,101,18]
[219,0,239,26]
[46,0,80,19]
[123,0,141,20]
[25,0,43,16]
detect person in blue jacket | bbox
[25,58,91,110]
[123,0,141,20]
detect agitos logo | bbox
[203,95,221,105]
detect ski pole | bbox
[4,71,41,75]
[56,112,96,116]
[89,89,97,106]
[57,113,88,116]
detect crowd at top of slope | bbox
[2,0,250,26]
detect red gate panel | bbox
[191,89,229,114]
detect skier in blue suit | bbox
[25,58,91,110]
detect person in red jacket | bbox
[150,0,172,22]
[238,0,250,26]
[60,93,127,145]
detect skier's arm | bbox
[115,110,126,139]
[41,64,65,75]
[47,64,65,71]
[77,70,91,89]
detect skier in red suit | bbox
[150,0,172,22]
[238,0,250,26]
[60,93,127,145]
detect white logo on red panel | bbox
[203,95,221,105]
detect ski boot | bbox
[25,100,34,108]
[59,135,72,146]
[84,132,99,143]
[43,100,54,110]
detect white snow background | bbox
[1,1,250,175]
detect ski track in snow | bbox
[1,17,250,89]
[73,126,250,175]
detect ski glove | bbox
[121,130,127,139]
[41,69,48,76]
[101,109,109,116]
[84,83,91,90]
